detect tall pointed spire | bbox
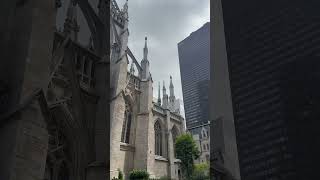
[141,37,150,80]
[169,75,175,97]
[162,81,168,109]
[157,82,161,105]
[163,80,166,95]
[169,76,176,112]
[143,36,148,60]
[64,0,79,41]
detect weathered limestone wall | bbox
[153,160,169,178]
[118,149,134,179]
[172,162,181,179]
[110,13,129,177]
[134,79,155,175]
[110,94,126,178]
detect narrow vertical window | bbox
[121,103,132,144]
[172,126,178,158]
[155,121,162,156]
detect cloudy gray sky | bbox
[116,0,210,102]
[57,0,210,117]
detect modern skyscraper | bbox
[178,22,210,130]
[220,1,320,179]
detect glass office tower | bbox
[178,22,210,130]
[221,1,320,179]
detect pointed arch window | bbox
[121,103,132,144]
[172,126,178,158]
[155,121,162,156]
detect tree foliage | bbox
[129,169,150,180]
[175,133,200,179]
[192,163,209,180]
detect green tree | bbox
[192,163,209,180]
[175,133,200,179]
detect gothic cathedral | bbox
[110,0,185,179]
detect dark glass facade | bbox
[221,1,320,179]
[178,22,210,129]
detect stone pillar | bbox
[212,0,241,179]
[109,94,126,179]
[134,79,155,175]
[165,111,175,178]
[109,12,129,177]
[109,58,128,178]
[86,55,110,180]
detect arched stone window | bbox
[121,103,132,144]
[155,121,162,156]
[172,125,179,158]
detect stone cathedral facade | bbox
[110,0,185,179]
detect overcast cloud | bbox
[117,0,210,104]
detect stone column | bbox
[109,58,128,179]
[164,110,175,179]
[133,79,155,175]
[109,14,129,177]
[86,55,110,180]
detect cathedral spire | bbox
[163,80,166,95]
[141,37,150,80]
[64,0,79,41]
[169,76,176,112]
[162,81,168,109]
[157,82,161,105]
[143,36,148,60]
[169,75,175,97]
